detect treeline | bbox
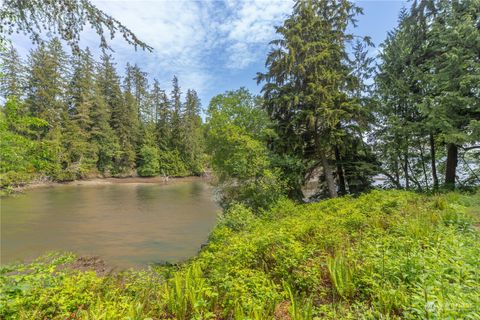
[206,0,479,209]
[0,39,204,186]
[373,2,479,191]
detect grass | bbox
[1,190,479,319]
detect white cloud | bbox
[91,0,293,76]
[89,0,215,92]
[10,0,293,101]
[220,0,292,69]
[223,0,291,43]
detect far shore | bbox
[4,175,212,195]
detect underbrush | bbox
[1,190,479,319]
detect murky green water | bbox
[1,179,219,268]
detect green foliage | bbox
[0,99,51,186]
[0,0,152,51]
[206,88,285,210]
[374,1,480,190]
[158,149,189,177]
[2,190,479,319]
[0,40,206,188]
[327,253,355,300]
[218,203,257,232]
[257,0,374,198]
[137,145,160,177]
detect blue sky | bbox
[11,0,408,109]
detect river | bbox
[1,178,219,268]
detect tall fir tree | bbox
[63,48,104,175]
[0,45,25,100]
[257,0,369,198]
[151,79,170,150]
[97,53,135,173]
[123,63,143,148]
[26,38,69,130]
[182,89,204,174]
[374,0,480,190]
[420,0,480,188]
[170,75,183,150]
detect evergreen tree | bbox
[124,63,150,122]
[26,38,69,129]
[257,0,368,198]
[0,45,25,100]
[1,0,152,51]
[374,10,420,189]
[90,72,119,175]
[182,89,204,174]
[374,1,480,190]
[62,48,103,176]
[170,75,183,150]
[420,0,480,188]
[97,53,135,173]
[151,79,170,150]
[123,63,143,148]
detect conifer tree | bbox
[1,0,152,52]
[151,79,170,150]
[182,89,204,174]
[97,53,135,173]
[124,63,150,122]
[420,0,480,188]
[123,63,144,148]
[63,50,92,174]
[26,38,69,129]
[374,10,417,189]
[257,0,368,198]
[374,0,480,190]
[90,69,119,174]
[170,75,183,150]
[0,45,25,100]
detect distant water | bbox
[1,179,219,268]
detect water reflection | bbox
[1,180,219,268]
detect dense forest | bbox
[1,0,479,319]
[206,0,479,210]
[0,40,204,187]
[2,0,478,199]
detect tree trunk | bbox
[334,146,346,195]
[418,139,429,190]
[394,156,400,188]
[430,133,439,189]
[320,149,337,198]
[404,152,409,189]
[445,143,458,189]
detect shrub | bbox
[219,203,257,232]
[137,145,160,177]
[158,149,189,177]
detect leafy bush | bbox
[137,145,160,177]
[158,149,189,177]
[206,89,285,210]
[0,99,51,186]
[218,203,257,232]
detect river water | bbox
[1,179,219,268]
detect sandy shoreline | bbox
[8,175,210,194]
